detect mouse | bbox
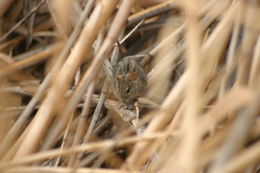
[112,58,147,109]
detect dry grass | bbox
[0,0,259,172]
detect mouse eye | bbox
[125,86,131,94]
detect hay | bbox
[0,0,259,172]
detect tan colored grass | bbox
[0,0,259,173]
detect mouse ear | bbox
[115,74,123,80]
[128,71,137,81]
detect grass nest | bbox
[0,0,259,172]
